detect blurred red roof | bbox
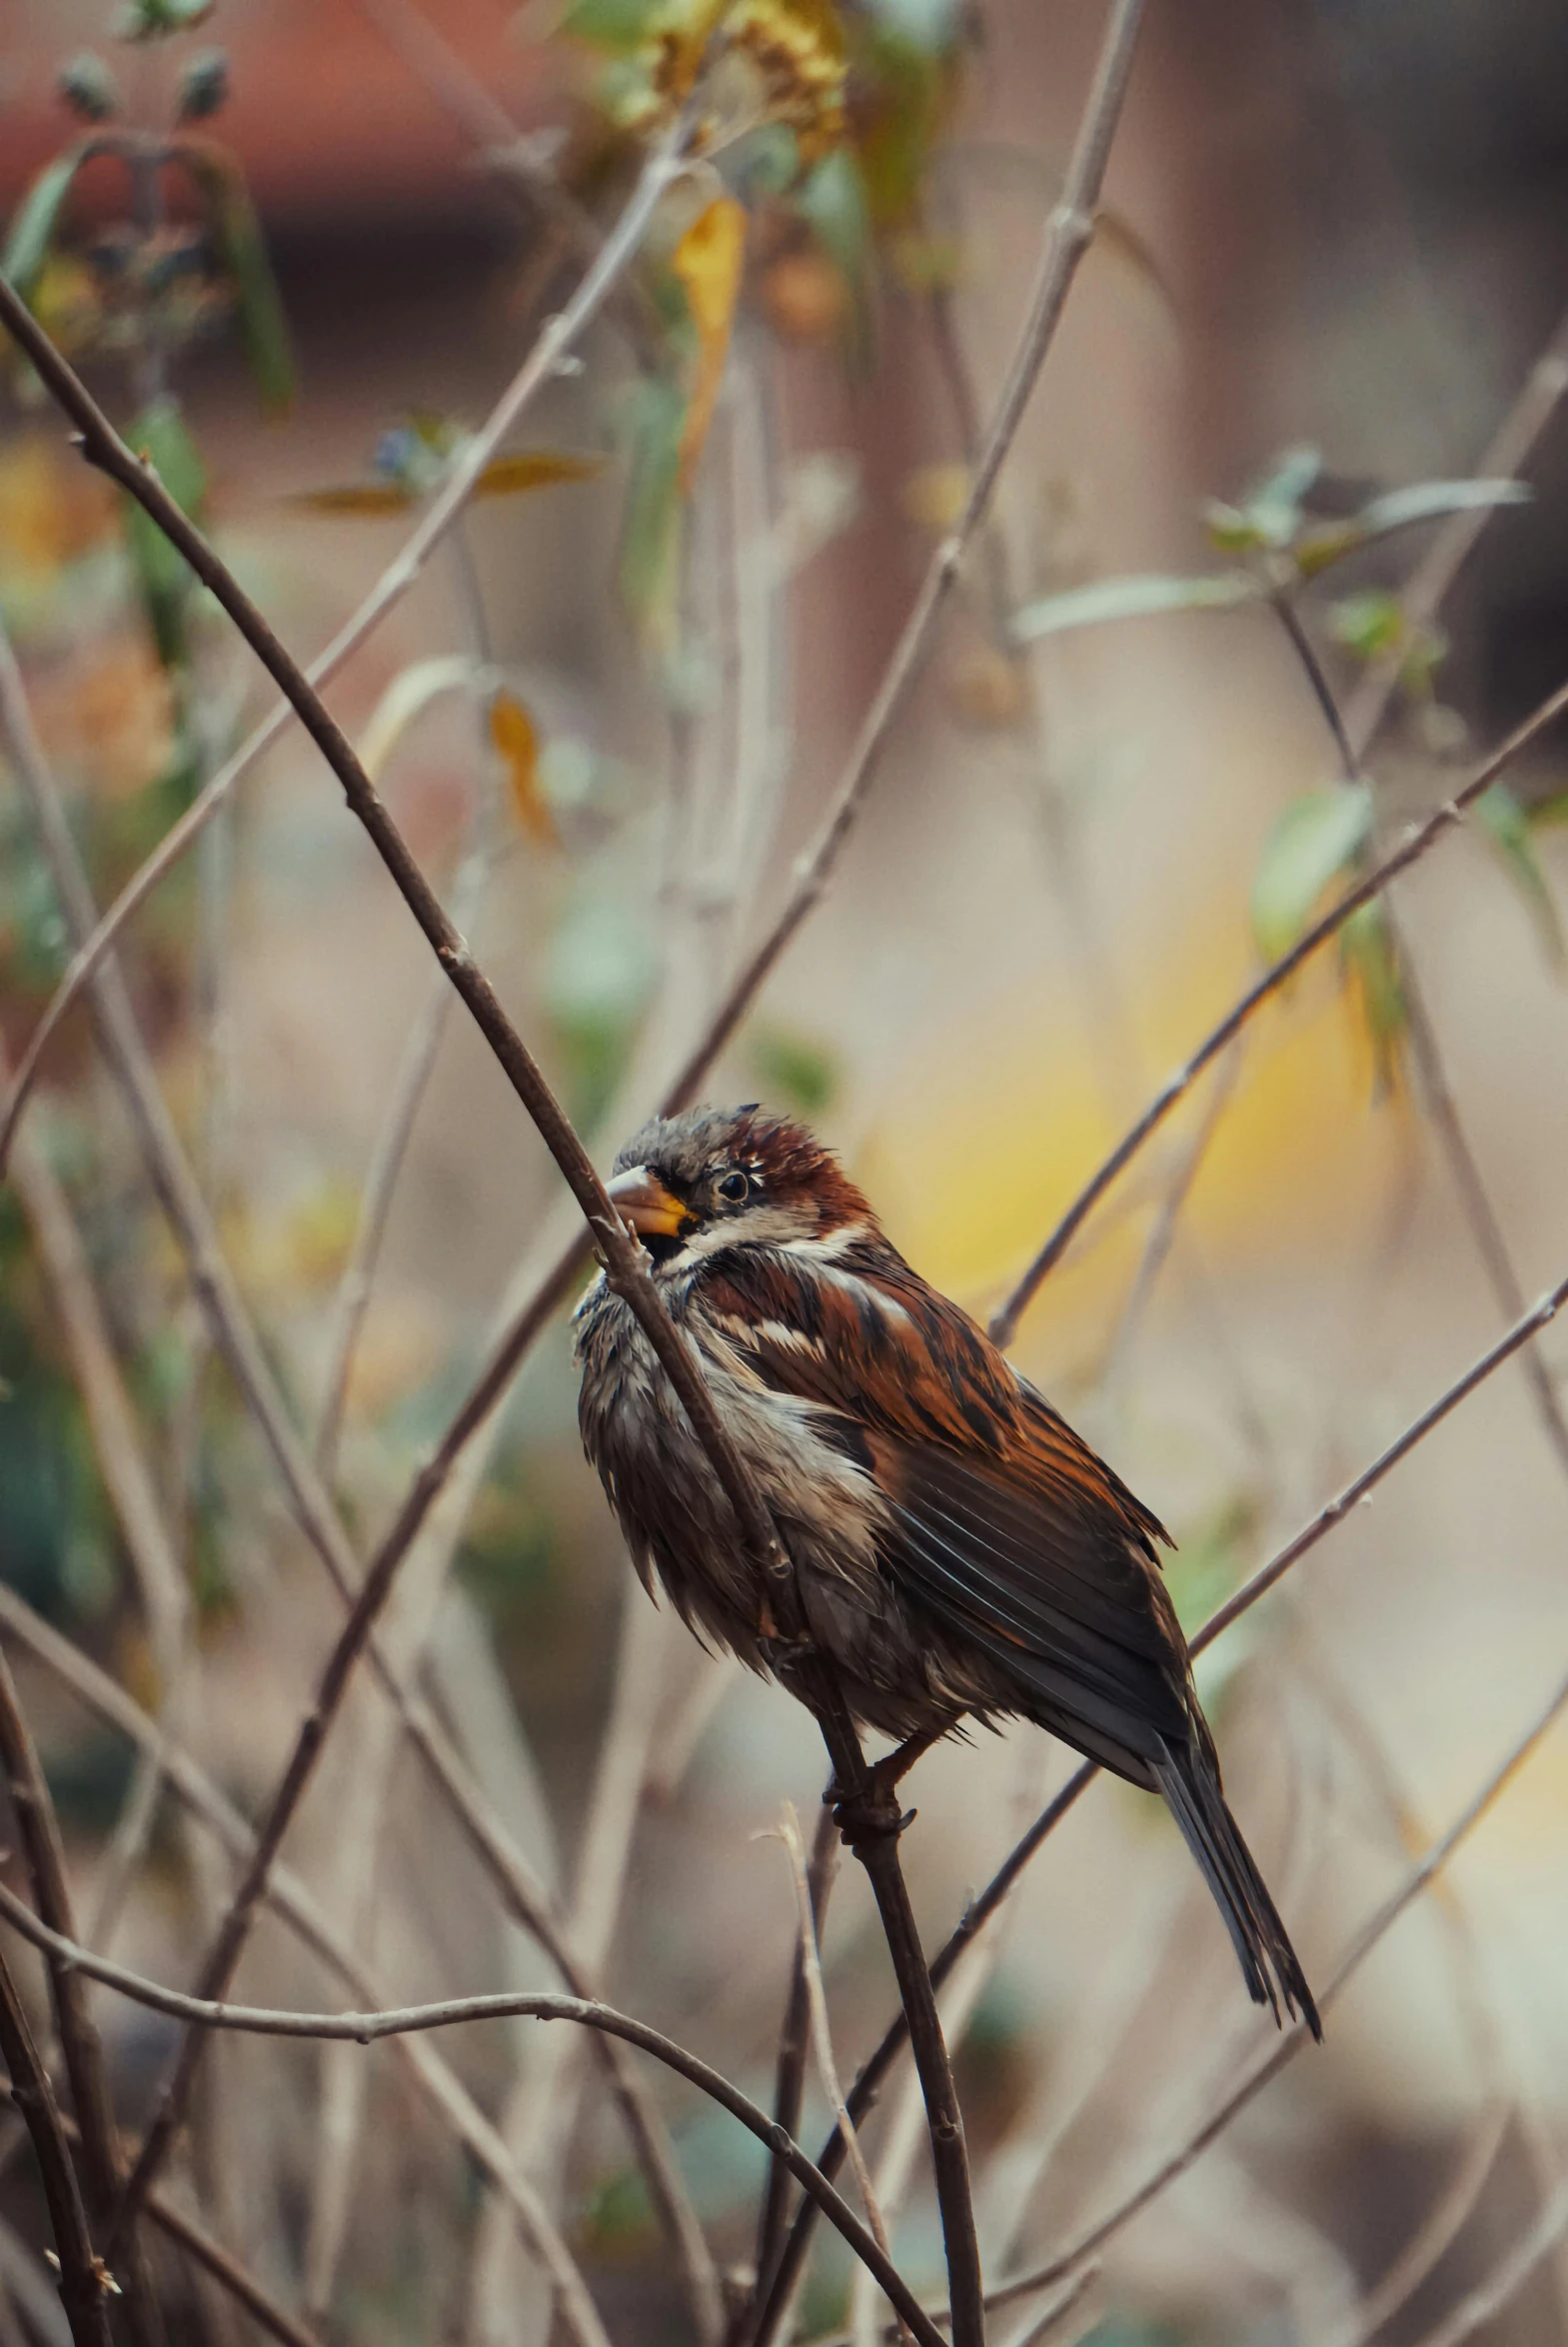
[1,2,551,222]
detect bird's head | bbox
[605,1105,871,1269]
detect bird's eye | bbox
[717,1170,751,1203]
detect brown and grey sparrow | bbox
[575,1105,1318,2036]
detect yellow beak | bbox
[606,1165,687,1239]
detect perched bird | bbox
[575,1104,1319,2036]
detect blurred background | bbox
[5,1,1568,2342]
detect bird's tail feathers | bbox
[1153,1739,1322,2042]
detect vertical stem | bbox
[0,1647,165,2347]
[752,1799,838,2321]
[0,1941,111,2347]
[812,1695,985,2347]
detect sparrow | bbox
[574,1104,1318,2035]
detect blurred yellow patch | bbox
[490,690,555,848]
[858,922,1414,1370]
[0,436,113,584]
[33,640,176,801]
[217,1181,360,1297]
[675,195,748,491]
[901,463,969,534]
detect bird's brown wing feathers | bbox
[700,1244,1190,1768]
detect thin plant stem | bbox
[661,0,1150,1116]
[992,299,1568,1349]
[0,116,691,1174]
[753,1799,839,2326]
[1341,301,1568,758]
[979,1650,1568,2316]
[986,666,1568,1346]
[0,602,710,2321]
[0,1640,163,2347]
[0,1941,110,2347]
[1266,589,1568,1476]
[0,1887,947,2347]
[777,1806,897,2297]
[1402,2175,1568,2347]
[0,1579,689,2346]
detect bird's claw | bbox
[824,1756,916,1848]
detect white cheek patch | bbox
[779,1221,868,1261]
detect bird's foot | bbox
[824,1751,917,1849]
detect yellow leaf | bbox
[491,690,554,847]
[472,450,607,500]
[291,483,414,516]
[674,196,747,493]
[293,450,603,517]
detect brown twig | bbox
[979,1647,1568,2315]
[1401,2174,1568,2347]
[0,114,688,1177]
[987,665,1568,1346]
[777,1806,896,2301]
[0,497,705,2328]
[0,1580,688,2347]
[0,1888,948,2347]
[1265,583,1568,1478]
[0,1640,162,2347]
[662,0,1148,1116]
[753,1798,839,2327]
[0,1941,111,2347]
[1341,300,1568,757]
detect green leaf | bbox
[114,0,215,36]
[172,139,295,414]
[1354,477,1529,542]
[797,147,872,359]
[121,398,208,669]
[1475,784,1565,966]
[1328,589,1404,663]
[749,1027,840,1118]
[1339,898,1407,1090]
[1241,443,1322,547]
[2,146,96,301]
[616,375,687,638]
[559,0,660,48]
[1251,783,1374,962]
[1011,571,1257,645]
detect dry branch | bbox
[0,1942,110,2347]
[988,668,1568,1346]
[0,1889,946,2347]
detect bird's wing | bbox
[698,1243,1189,1758]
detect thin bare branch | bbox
[0,1942,110,2347]
[0,1642,162,2347]
[1266,577,1568,1478]
[988,666,1568,1345]
[0,499,715,2330]
[1342,301,1568,758]
[0,1887,946,2347]
[777,1806,895,2293]
[980,1650,1568,2315]
[754,1798,839,2327]
[0,116,688,1176]
[1331,2101,1510,2347]
[9,1127,190,1682]
[662,0,1149,1116]
[1404,2174,1568,2347]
